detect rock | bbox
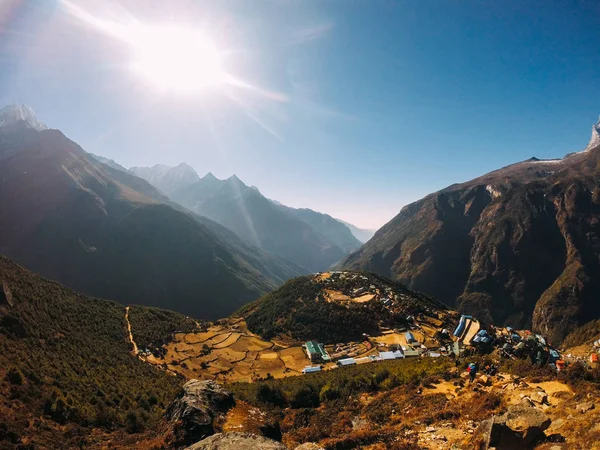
[504,406,551,433]
[472,405,551,449]
[425,426,436,432]
[576,402,595,413]
[185,432,287,450]
[167,380,235,447]
[0,281,13,306]
[295,444,325,450]
[519,397,535,407]
[530,391,548,405]
[479,375,491,386]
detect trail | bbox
[125,306,139,355]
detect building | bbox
[337,358,356,366]
[404,331,417,343]
[304,341,330,362]
[302,366,322,374]
[379,350,404,360]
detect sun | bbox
[129,26,225,93]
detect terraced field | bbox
[146,320,313,382]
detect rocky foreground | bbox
[137,365,600,450]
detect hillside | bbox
[342,118,600,344]
[239,271,453,344]
[170,173,360,272]
[0,255,188,448]
[0,110,303,319]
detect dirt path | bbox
[125,306,138,355]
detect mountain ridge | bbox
[0,111,303,320]
[341,116,600,344]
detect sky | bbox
[1,0,599,229]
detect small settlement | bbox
[299,272,567,375]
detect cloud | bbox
[289,21,334,45]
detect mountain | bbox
[130,162,200,195]
[89,153,129,173]
[279,207,361,253]
[170,174,360,272]
[0,105,303,319]
[336,219,376,243]
[0,254,187,447]
[0,103,47,132]
[342,117,600,344]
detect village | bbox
[136,271,600,382]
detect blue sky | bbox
[1,0,599,229]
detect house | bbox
[337,358,356,366]
[304,341,330,362]
[302,366,322,374]
[379,350,404,360]
[352,287,367,296]
[401,345,420,357]
[404,331,417,343]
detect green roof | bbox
[305,341,330,360]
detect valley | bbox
[3,2,600,448]
[138,271,458,384]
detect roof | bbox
[337,358,356,366]
[379,351,404,360]
[305,341,330,360]
[305,341,318,355]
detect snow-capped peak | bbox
[0,104,47,131]
[584,115,600,152]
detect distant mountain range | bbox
[130,164,365,272]
[337,220,376,243]
[0,104,303,319]
[342,117,600,344]
[130,163,200,195]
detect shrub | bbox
[5,367,23,386]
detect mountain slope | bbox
[171,174,356,272]
[0,255,186,447]
[130,163,200,195]
[342,118,600,344]
[0,111,302,320]
[281,207,361,253]
[336,219,376,243]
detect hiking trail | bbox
[125,306,139,355]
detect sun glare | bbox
[129,26,224,92]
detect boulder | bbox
[185,432,287,450]
[478,375,491,386]
[530,390,548,405]
[295,444,325,450]
[576,402,595,413]
[167,380,235,447]
[473,405,551,449]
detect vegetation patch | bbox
[0,256,184,446]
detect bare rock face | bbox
[474,405,551,449]
[341,120,600,344]
[184,432,287,450]
[166,380,235,447]
[0,281,13,306]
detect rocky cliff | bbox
[342,118,600,344]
